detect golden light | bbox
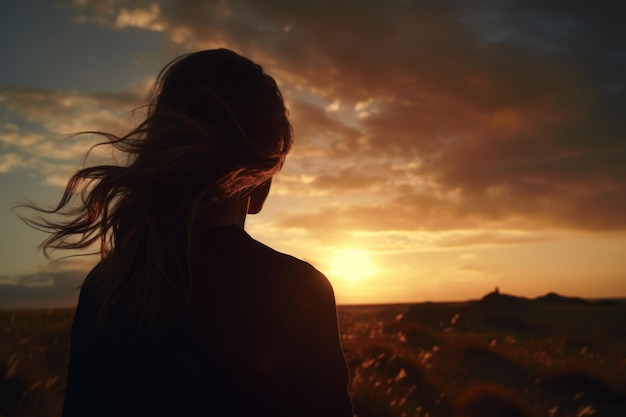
[329,248,376,284]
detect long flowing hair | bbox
[22,49,293,328]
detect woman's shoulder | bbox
[197,224,333,295]
[200,224,313,264]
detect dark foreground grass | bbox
[1,292,625,417]
[0,309,72,417]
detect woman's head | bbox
[21,49,293,324]
[134,49,292,207]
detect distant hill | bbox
[478,289,595,309]
[479,289,530,310]
[533,292,589,305]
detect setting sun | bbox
[329,248,376,284]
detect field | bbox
[1,290,625,417]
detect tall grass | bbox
[2,298,625,417]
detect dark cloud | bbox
[58,0,626,231]
[0,270,85,309]
[287,100,361,157]
[0,87,142,132]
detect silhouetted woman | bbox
[27,49,352,416]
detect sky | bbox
[1,0,625,308]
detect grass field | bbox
[1,291,625,417]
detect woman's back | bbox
[22,48,353,416]
[63,225,352,416]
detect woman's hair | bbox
[23,49,293,327]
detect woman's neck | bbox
[197,197,249,230]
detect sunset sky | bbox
[1,0,625,308]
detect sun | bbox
[329,248,376,284]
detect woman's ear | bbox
[247,179,272,214]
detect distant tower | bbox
[495,286,500,294]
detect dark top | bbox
[62,225,353,416]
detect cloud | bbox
[287,99,362,159]
[0,87,144,185]
[277,196,480,243]
[0,270,85,309]
[12,0,626,231]
[0,153,26,173]
[0,87,142,136]
[310,166,386,193]
[115,3,165,31]
[275,210,556,250]
[163,1,626,231]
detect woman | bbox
[28,49,352,416]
